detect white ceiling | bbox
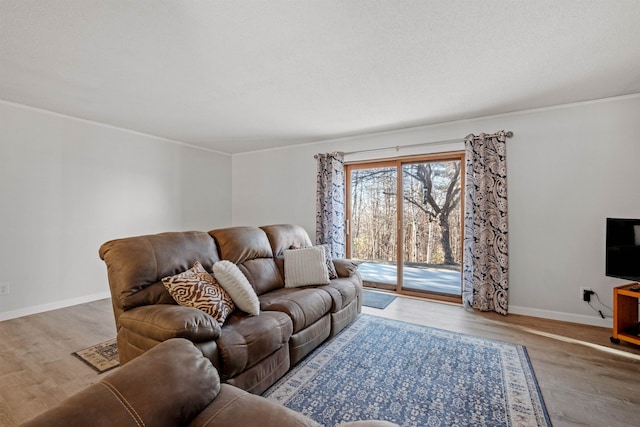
[1,1,640,154]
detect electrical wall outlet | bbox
[579,287,593,302]
[0,283,9,296]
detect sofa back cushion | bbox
[261,224,316,280]
[209,227,283,295]
[99,231,220,317]
[261,224,313,257]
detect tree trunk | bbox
[439,214,455,265]
[426,220,433,264]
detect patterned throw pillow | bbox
[212,260,260,316]
[162,261,235,325]
[284,246,331,288]
[290,244,338,279]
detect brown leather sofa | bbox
[99,224,362,395]
[21,338,397,427]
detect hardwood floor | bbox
[1,295,639,426]
[0,299,116,426]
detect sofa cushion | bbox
[316,277,360,312]
[238,258,284,295]
[21,339,219,427]
[260,224,313,257]
[215,311,292,380]
[259,287,332,333]
[210,227,274,264]
[284,247,330,288]
[210,227,284,295]
[213,261,260,316]
[162,261,235,325]
[188,384,322,427]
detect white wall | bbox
[3,94,637,326]
[0,101,232,320]
[232,94,640,327]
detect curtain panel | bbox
[462,131,509,315]
[315,152,346,258]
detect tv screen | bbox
[606,218,640,282]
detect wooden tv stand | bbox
[610,283,640,346]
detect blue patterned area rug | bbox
[264,314,551,427]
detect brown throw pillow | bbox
[162,261,235,325]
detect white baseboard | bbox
[0,292,111,322]
[509,305,613,328]
[0,293,615,329]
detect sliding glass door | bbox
[346,153,463,301]
[348,162,398,292]
[400,159,462,297]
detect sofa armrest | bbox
[333,258,360,278]
[339,422,400,426]
[188,384,399,427]
[21,339,220,427]
[119,304,222,343]
[189,384,321,427]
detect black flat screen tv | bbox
[606,218,640,282]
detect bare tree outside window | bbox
[350,167,397,262]
[402,161,461,266]
[348,157,462,297]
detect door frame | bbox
[345,151,464,304]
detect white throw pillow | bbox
[284,246,331,288]
[212,260,260,316]
[290,244,338,279]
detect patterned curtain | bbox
[316,152,346,258]
[462,131,509,315]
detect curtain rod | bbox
[339,130,513,157]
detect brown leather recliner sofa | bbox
[98,224,362,395]
[21,338,397,427]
